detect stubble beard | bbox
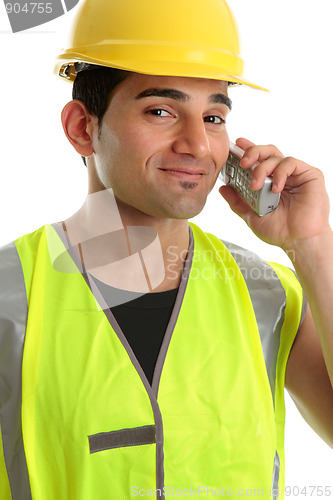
[179,181,199,191]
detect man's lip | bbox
[158,169,205,181]
[159,167,206,175]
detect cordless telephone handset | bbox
[219,142,280,216]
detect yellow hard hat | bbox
[55,0,267,91]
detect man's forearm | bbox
[288,230,333,386]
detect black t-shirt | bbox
[91,276,178,385]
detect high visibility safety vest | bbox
[0,222,305,500]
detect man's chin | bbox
[168,202,207,220]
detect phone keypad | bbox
[225,156,259,209]
[220,143,280,216]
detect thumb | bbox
[219,185,254,223]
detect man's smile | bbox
[158,167,206,181]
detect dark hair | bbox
[72,65,131,166]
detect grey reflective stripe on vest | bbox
[223,241,286,496]
[0,242,32,499]
[272,451,280,500]
[223,241,286,404]
[89,425,156,454]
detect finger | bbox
[269,157,318,193]
[254,156,315,193]
[249,156,284,192]
[240,144,284,168]
[235,137,255,151]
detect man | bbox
[0,0,332,498]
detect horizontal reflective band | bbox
[89,425,156,454]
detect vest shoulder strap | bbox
[0,241,32,500]
[222,239,306,403]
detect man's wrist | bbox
[283,228,333,269]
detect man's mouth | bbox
[158,167,206,181]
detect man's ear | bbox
[61,100,98,157]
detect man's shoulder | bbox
[0,225,47,252]
[0,225,50,294]
[190,221,279,268]
[190,222,302,294]
[0,224,54,263]
[0,241,28,326]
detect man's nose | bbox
[172,118,211,159]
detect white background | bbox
[0,0,332,496]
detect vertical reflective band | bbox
[0,242,32,499]
[223,241,286,405]
[272,451,280,500]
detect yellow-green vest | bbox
[0,222,304,499]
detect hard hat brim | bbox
[54,48,268,92]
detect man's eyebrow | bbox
[209,93,232,110]
[135,88,189,102]
[135,87,232,110]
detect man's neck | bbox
[64,190,191,293]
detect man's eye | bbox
[204,115,225,124]
[147,109,171,117]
